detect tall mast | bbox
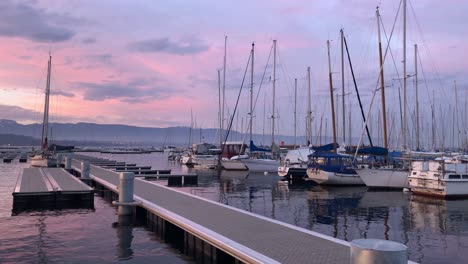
[415,44,420,150]
[341,29,346,144]
[41,55,52,150]
[222,35,227,143]
[294,78,297,148]
[327,40,337,152]
[377,7,388,149]
[307,66,312,145]
[402,0,407,151]
[249,43,254,144]
[454,80,460,149]
[271,40,277,146]
[218,69,222,146]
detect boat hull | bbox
[241,159,279,172]
[306,168,364,185]
[357,167,408,189]
[277,165,307,178]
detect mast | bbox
[377,7,388,149]
[271,40,277,146]
[218,69,222,146]
[341,29,346,144]
[41,55,52,151]
[454,80,460,149]
[327,40,337,152]
[307,66,312,145]
[294,78,297,148]
[402,0,407,151]
[415,44,420,150]
[222,35,227,143]
[249,43,254,144]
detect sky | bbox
[0,0,467,149]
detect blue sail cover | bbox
[355,146,388,156]
[311,143,338,152]
[249,140,271,152]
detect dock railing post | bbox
[350,239,407,264]
[65,155,72,171]
[81,161,90,179]
[56,154,62,167]
[112,172,141,216]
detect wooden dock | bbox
[69,156,355,264]
[12,167,94,213]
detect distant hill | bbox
[0,119,326,147]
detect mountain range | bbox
[0,119,318,147]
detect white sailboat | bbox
[236,41,279,172]
[31,54,57,167]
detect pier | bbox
[64,154,414,264]
[9,153,415,263]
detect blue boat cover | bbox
[354,146,388,156]
[311,143,338,152]
[249,140,271,152]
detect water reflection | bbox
[113,215,134,260]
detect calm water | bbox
[0,160,191,263]
[2,152,468,263]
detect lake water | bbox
[1,152,468,263]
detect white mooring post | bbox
[81,161,90,179]
[117,172,135,216]
[350,239,407,264]
[64,155,72,170]
[56,154,62,167]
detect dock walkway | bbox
[71,157,351,264]
[12,167,94,212]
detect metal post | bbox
[56,153,62,167]
[65,155,71,170]
[118,172,135,216]
[350,239,407,264]
[81,161,90,179]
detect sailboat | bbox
[306,39,363,185]
[356,6,409,189]
[235,41,280,172]
[31,54,57,167]
[277,69,314,180]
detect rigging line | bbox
[276,45,295,111]
[343,35,373,146]
[222,49,252,153]
[353,3,401,158]
[417,51,434,112]
[408,0,445,90]
[381,0,403,90]
[252,43,273,124]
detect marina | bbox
[2,152,468,262]
[0,0,467,263]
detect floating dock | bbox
[12,167,94,213]
[68,155,355,264]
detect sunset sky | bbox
[0,0,466,147]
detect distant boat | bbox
[277,147,312,179]
[235,141,279,172]
[31,54,57,167]
[306,152,363,185]
[48,144,74,152]
[408,160,468,198]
